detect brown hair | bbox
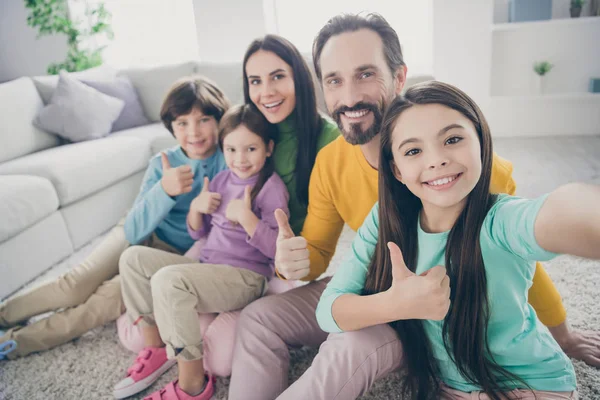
[218,104,277,203]
[312,13,406,81]
[160,75,230,135]
[363,81,528,400]
[243,34,322,205]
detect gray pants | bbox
[228,278,403,400]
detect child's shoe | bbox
[113,346,176,399]
[0,330,17,361]
[143,376,216,400]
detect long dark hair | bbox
[218,104,276,204]
[363,81,526,400]
[242,34,322,205]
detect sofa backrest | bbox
[0,77,60,164]
[120,61,198,123]
[120,60,434,125]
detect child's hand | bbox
[274,209,310,280]
[191,177,222,215]
[385,242,451,321]
[160,153,194,197]
[226,185,252,224]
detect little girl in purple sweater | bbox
[116,104,289,400]
[187,105,289,281]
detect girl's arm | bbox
[187,176,220,239]
[535,183,600,259]
[319,204,451,333]
[245,176,290,258]
[124,156,177,245]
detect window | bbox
[76,0,199,68]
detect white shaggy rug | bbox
[1,225,599,400]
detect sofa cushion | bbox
[121,61,198,123]
[32,64,118,105]
[33,71,125,143]
[110,122,172,143]
[0,175,59,242]
[82,76,150,132]
[0,77,60,164]
[0,136,151,206]
[110,122,177,156]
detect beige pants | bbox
[440,385,578,400]
[0,219,179,359]
[119,246,267,361]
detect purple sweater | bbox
[187,169,290,279]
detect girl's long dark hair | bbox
[363,81,527,400]
[218,104,276,203]
[242,34,322,205]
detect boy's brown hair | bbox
[160,75,230,135]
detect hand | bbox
[191,177,222,215]
[385,242,451,321]
[160,152,194,197]
[274,209,310,280]
[549,322,600,367]
[225,185,252,224]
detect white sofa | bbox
[0,59,432,299]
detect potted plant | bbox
[570,0,585,17]
[533,61,554,94]
[25,0,113,74]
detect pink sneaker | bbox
[113,347,176,399]
[143,377,216,400]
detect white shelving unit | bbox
[492,15,600,31]
[432,0,599,136]
[486,1,600,136]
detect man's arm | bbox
[299,153,345,281]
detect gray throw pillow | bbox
[82,76,150,132]
[33,71,125,142]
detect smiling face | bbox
[319,29,405,145]
[171,107,218,159]
[222,124,273,180]
[390,103,482,214]
[245,49,296,124]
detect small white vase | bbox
[534,74,546,95]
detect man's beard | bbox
[332,101,383,145]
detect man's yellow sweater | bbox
[300,136,566,327]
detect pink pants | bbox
[116,276,299,377]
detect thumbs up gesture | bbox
[160,152,194,197]
[225,185,253,224]
[191,176,222,215]
[274,209,310,280]
[385,242,451,321]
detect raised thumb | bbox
[202,176,210,192]
[274,209,294,240]
[388,242,413,281]
[160,152,171,170]
[244,185,252,207]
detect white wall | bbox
[432,0,494,111]
[192,0,267,63]
[0,0,68,82]
[270,0,434,75]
